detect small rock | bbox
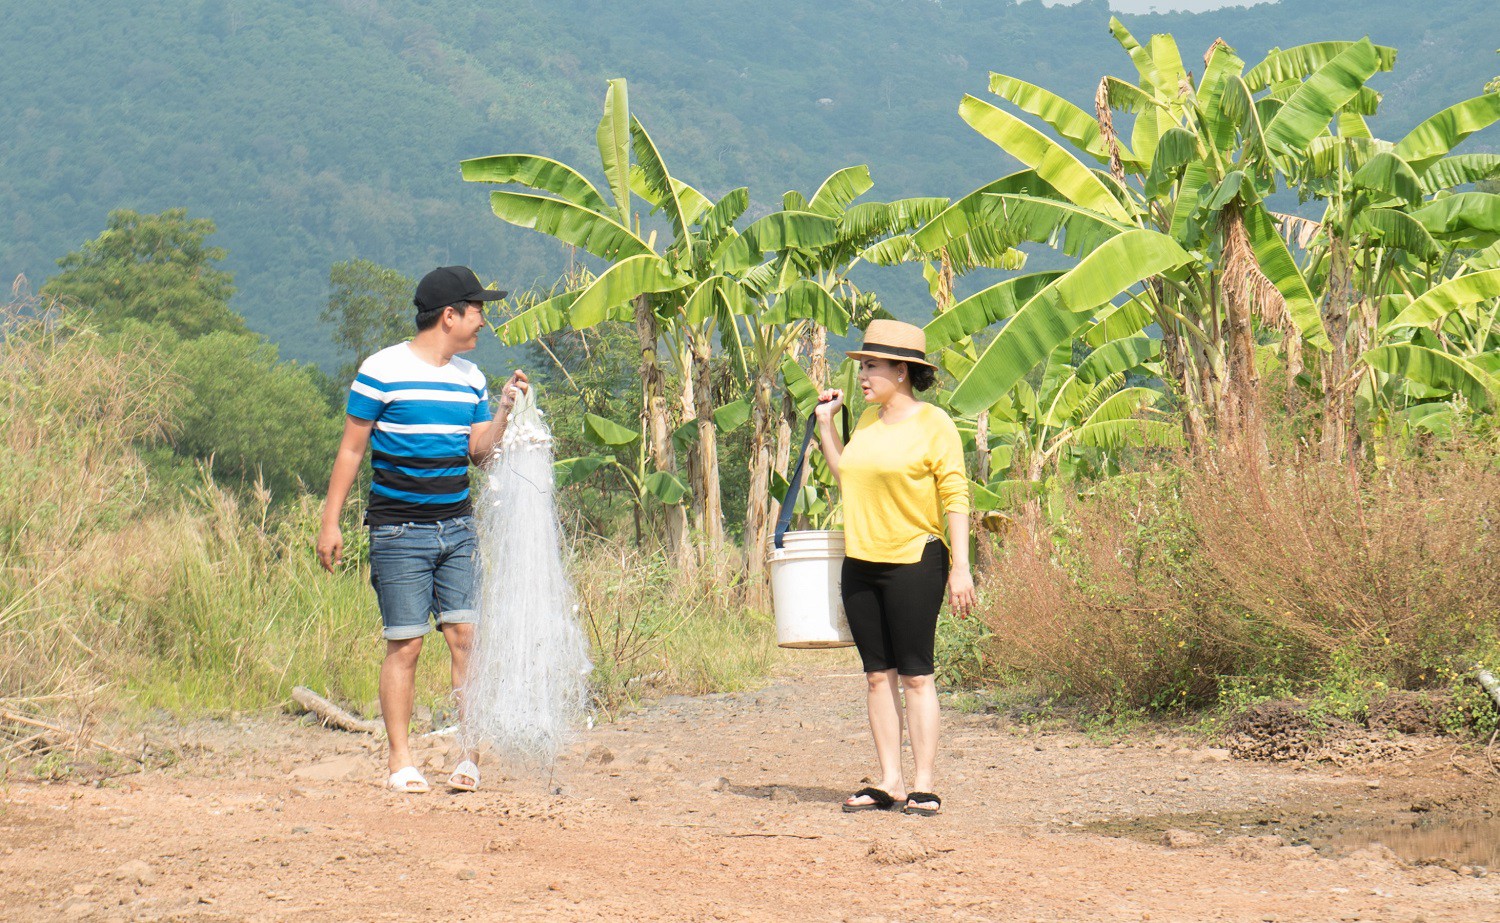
[868,833,931,865]
[62,899,96,920]
[1344,843,1402,866]
[485,836,519,853]
[1174,774,1190,782]
[289,754,366,783]
[113,859,156,886]
[1194,748,1232,763]
[1365,780,1382,790]
[1161,829,1206,849]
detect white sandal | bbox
[448,759,479,792]
[387,766,430,793]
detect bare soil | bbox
[4,661,1499,922]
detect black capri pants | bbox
[840,538,949,676]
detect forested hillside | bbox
[2,0,1495,367]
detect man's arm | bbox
[317,415,374,572]
[468,370,529,465]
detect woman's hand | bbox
[498,369,530,412]
[814,389,844,421]
[947,567,976,618]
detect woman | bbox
[815,319,975,817]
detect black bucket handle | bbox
[773,399,850,550]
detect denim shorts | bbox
[368,516,478,640]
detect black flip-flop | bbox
[903,791,942,816]
[841,787,905,813]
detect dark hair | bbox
[907,362,937,392]
[414,301,472,332]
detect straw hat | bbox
[845,319,935,369]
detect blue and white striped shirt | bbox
[346,343,492,525]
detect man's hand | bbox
[498,370,530,413]
[316,522,344,573]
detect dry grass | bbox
[976,443,1500,713]
[2,296,780,772]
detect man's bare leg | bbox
[440,621,478,786]
[381,636,423,774]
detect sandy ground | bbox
[4,661,1499,922]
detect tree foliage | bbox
[40,209,243,338]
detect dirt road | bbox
[4,663,1499,922]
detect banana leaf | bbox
[807,165,874,217]
[1350,151,1423,207]
[1419,154,1500,195]
[488,191,650,262]
[1393,94,1500,174]
[1264,39,1382,157]
[1245,41,1397,91]
[460,154,610,214]
[1410,193,1500,245]
[570,254,686,328]
[1244,203,1330,350]
[959,95,1133,223]
[597,78,632,224]
[924,271,1065,351]
[949,230,1193,414]
[582,413,639,446]
[1383,269,1500,332]
[1363,343,1498,408]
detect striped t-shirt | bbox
[346,343,492,526]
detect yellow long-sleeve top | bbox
[839,402,970,564]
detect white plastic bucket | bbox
[767,530,854,649]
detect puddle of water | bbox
[1329,815,1500,869]
[1085,807,1500,870]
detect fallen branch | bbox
[290,687,382,734]
[1473,665,1500,712]
[0,708,139,762]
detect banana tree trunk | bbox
[1320,242,1356,463]
[809,326,829,390]
[1018,448,1048,547]
[743,368,776,577]
[1161,323,1211,454]
[971,409,999,576]
[677,341,703,546]
[767,341,802,530]
[634,299,688,567]
[691,330,724,556]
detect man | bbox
[317,265,527,794]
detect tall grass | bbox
[972,442,1500,717]
[1,299,778,764]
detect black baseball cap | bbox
[413,266,508,313]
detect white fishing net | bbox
[461,392,592,767]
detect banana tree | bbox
[727,167,947,572]
[462,78,695,562]
[1277,82,1500,456]
[463,79,835,563]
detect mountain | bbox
[2,0,1495,367]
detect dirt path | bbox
[4,663,1499,922]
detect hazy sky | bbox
[1046,0,1279,12]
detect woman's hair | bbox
[906,362,937,392]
